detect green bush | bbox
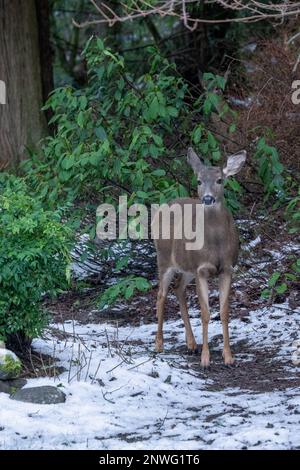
[23,38,241,210]
[98,276,151,309]
[19,39,248,312]
[0,174,72,343]
[254,137,285,201]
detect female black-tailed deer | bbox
[153,147,246,367]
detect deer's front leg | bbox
[219,271,234,365]
[196,274,210,368]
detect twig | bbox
[90,358,103,384]
[105,328,113,357]
[84,350,94,381]
[128,357,153,370]
[106,359,126,374]
[157,408,169,430]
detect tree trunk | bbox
[0,0,47,169]
[35,0,54,125]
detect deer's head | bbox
[187,147,246,206]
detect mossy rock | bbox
[0,349,22,380]
[0,378,27,394]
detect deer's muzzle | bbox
[202,195,216,206]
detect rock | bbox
[10,385,66,404]
[0,348,22,380]
[0,378,27,395]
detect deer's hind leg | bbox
[174,273,198,353]
[155,268,175,352]
[219,270,234,365]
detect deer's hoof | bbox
[224,356,235,366]
[187,339,199,355]
[187,346,199,355]
[201,351,210,368]
[187,347,199,355]
[155,339,164,353]
[223,351,235,366]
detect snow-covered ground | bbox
[1,302,300,450]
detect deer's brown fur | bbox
[153,148,246,367]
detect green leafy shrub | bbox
[20,39,246,310]
[261,171,299,301]
[98,276,151,309]
[262,259,300,300]
[254,137,285,201]
[23,38,241,210]
[0,174,72,344]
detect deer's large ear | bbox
[187,147,203,174]
[223,150,246,177]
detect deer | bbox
[152,147,246,367]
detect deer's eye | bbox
[216,178,222,184]
[197,180,202,186]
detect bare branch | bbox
[73,1,300,29]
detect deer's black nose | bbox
[202,195,215,205]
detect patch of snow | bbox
[1,301,300,449]
[244,236,261,250]
[241,43,257,53]
[71,236,155,280]
[228,96,254,109]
